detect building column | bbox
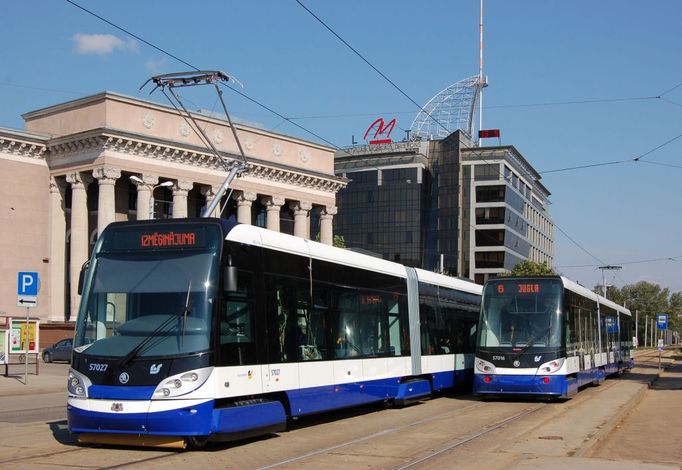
[262,196,285,232]
[134,174,158,220]
[200,185,220,218]
[290,201,312,239]
[48,177,67,322]
[93,166,121,236]
[172,180,193,218]
[234,191,257,224]
[66,171,92,318]
[319,206,337,246]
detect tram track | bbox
[394,404,544,470]
[258,400,544,469]
[256,372,632,469]
[257,402,488,469]
[391,377,630,469]
[0,365,645,469]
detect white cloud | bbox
[72,33,138,55]
[145,57,168,74]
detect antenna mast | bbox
[479,0,484,143]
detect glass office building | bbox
[334,131,553,283]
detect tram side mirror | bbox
[224,257,238,293]
[77,261,90,295]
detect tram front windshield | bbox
[73,225,221,360]
[478,279,562,350]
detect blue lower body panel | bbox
[68,399,214,436]
[286,374,443,416]
[474,374,571,397]
[395,379,431,405]
[431,369,472,391]
[69,399,287,440]
[212,401,286,436]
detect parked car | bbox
[42,338,73,363]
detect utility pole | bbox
[598,265,622,299]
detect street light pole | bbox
[130,176,173,220]
[597,265,622,299]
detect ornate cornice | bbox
[49,135,105,158]
[48,130,347,193]
[0,135,47,160]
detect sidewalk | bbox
[0,361,70,397]
[511,346,682,470]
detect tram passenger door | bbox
[216,270,264,398]
[262,277,301,394]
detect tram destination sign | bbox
[110,227,208,251]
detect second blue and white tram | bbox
[473,276,633,398]
[68,218,481,448]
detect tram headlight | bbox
[152,367,213,399]
[537,358,565,375]
[67,368,91,398]
[475,358,495,374]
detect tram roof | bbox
[225,223,408,278]
[415,269,482,295]
[225,224,483,295]
[560,276,631,316]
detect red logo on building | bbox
[364,117,397,145]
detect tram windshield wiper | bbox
[119,283,192,369]
[514,324,551,358]
[118,315,179,369]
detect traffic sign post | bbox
[656,314,668,371]
[656,314,668,331]
[17,272,39,385]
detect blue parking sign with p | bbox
[18,272,39,296]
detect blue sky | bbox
[2,1,681,294]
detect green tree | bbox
[332,234,346,248]
[503,260,556,276]
[314,233,346,248]
[595,281,681,346]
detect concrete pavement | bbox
[0,360,70,397]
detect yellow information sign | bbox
[10,319,39,354]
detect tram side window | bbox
[335,289,405,359]
[565,304,580,357]
[220,270,256,366]
[419,287,440,355]
[296,284,327,361]
[420,284,479,355]
[266,275,330,363]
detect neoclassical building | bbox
[0,92,345,325]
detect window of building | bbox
[476,229,504,247]
[475,251,505,269]
[476,185,505,203]
[474,164,499,181]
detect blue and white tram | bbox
[68,218,481,448]
[473,276,634,398]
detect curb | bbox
[573,380,648,458]
[573,355,672,458]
